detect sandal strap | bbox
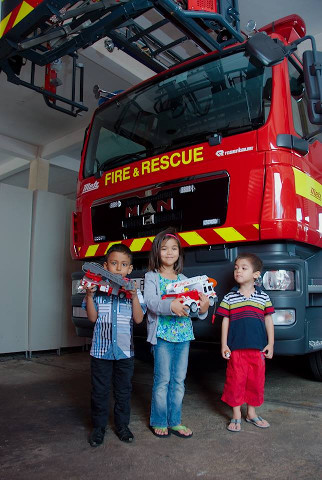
[230,418,241,424]
[171,425,189,431]
[248,416,262,422]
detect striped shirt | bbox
[82,291,146,360]
[216,286,274,351]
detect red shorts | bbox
[221,349,266,407]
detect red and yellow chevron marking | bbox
[0,0,43,39]
[77,224,260,259]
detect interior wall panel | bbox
[0,184,32,353]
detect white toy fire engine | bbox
[162,275,217,317]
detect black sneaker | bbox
[89,427,105,447]
[115,425,134,443]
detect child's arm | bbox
[263,314,274,358]
[129,287,144,324]
[144,273,178,316]
[85,287,98,323]
[221,316,231,359]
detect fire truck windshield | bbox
[84,50,272,178]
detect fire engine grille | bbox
[91,173,229,242]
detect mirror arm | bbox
[286,35,317,57]
[305,128,322,142]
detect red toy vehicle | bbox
[78,262,135,299]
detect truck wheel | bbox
[208,296,215,307]
[189,302,198,314]
[308,351,322,381]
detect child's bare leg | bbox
[246,405,269,427]
[227,406,241,431]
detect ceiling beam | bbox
[41,128,85,159]
[0,134,38,161]
[82,41,154,85]
[0,158,30,181]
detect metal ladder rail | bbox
[110,21,193,70]
[1,0,242,70]
[102,0,243,71]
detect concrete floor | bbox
[1,341,322,480]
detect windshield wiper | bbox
[94,150,147,177]
[172,131,219,148]
[169,124,259,149]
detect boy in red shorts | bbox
[216,253,274,432]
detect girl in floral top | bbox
[144,227,209,438]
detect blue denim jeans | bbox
[150,338,190,427]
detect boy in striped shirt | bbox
[83,244,146,446]
[216,253,274,432]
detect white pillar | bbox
[28,157,50,191]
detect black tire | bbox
[209,296,215,307]
[308,350,322,381]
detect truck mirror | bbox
[245,33,285,67]
[303,50,322,124]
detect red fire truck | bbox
[1,0,321,378]
[69,5,322,380]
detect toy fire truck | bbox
[162,275,217,317]
[78,262,135,299]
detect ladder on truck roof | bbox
[0,0,243,115]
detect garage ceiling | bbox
[0,0,321,197]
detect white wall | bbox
[0,184,32,352]
[0,185,85,354]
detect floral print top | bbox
[156,274,194,343]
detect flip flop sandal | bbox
[168,425,193,438]
[150,426,171,438]
[245,416,270,428]
[227,418,241,432]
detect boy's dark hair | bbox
[105,244,133,263]
[235,253,263,273]
[148,227,184,274]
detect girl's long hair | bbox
[148,227,184,274]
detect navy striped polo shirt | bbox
[216,286,275,351]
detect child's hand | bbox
[221,345,231,360]
[129,281,138,300]
[171,298,189,317]
[198,293,210,314]
[85,286,96,298]
[262,344,274,359]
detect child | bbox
[216,253,274,432]
[83,244,146,447]
[144,227,209,438]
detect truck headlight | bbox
[72,279,82,295]
[262,270,295,291]
[272,309,295,326]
